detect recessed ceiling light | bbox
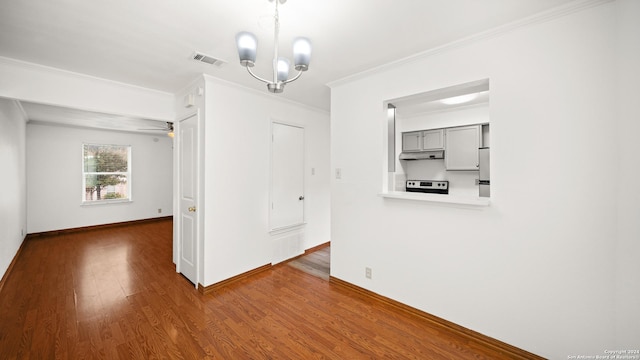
[440,93,478,105]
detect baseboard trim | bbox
[26,216,173,238]
[197,242,331,294]
[329,276,545,360]
[0,236,28,295]
[304,241,330,254]
[198,264,272,295]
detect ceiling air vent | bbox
[190,51,226,66]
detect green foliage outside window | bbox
[83,144,130,202]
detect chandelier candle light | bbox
[235,0,311,93]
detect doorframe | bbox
[269,118,306,233]
[173,110,204,288]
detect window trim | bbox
[81,143,132,205]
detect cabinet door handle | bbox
[299,196,305,201]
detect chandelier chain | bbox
[273,0,280,84]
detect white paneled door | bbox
[179,114,198,285]
[271,122,305,230]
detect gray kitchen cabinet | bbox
[402,131,422,152]
[445,125,480,170]
[422,129,444,150]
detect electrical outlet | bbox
[335,168,342,180]
[311,167,315,175]
[365,267,372,279]
[157,208,162,214]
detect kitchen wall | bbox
[0,98,27,282]
[26,124,173,233]
[329,1,635,358]
[176,76,331,287]
[397,104,489,196]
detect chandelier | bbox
[235,0,311,93]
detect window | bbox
[82,143,131,203]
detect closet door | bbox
[271,122,304,230]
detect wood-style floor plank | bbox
[286,246,330,280]
[0,219,537,359]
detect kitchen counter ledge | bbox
[379,191,490,206]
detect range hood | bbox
[399,150,444,160]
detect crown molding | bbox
[327,0,614,89]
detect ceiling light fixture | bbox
[440,93,478,105]
[167,122,174,138]
[235,0,311,93]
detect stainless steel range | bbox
[406,180,449,194]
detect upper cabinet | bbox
[402,131,422,152]
[402,129,444,152]
[445,125,480,170]
[422,129,444,150]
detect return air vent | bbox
[190,51,225,66]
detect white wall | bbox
[330,2,634,358]
[196,76,331,287]
[614,0,640,348]
[0,98,27,280]
[27,124,173,233]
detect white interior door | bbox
[271,122,304,230]
[179,114,198,285]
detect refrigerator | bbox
[478,147,490,197]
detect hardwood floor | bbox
[0,219,534,359]
[287,246,330,280]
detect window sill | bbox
[81,199,133,206]
[378,191,490,206]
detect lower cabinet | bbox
[445,125,480,170]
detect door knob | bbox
[188,206,196,212]
[299,196,305,201]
